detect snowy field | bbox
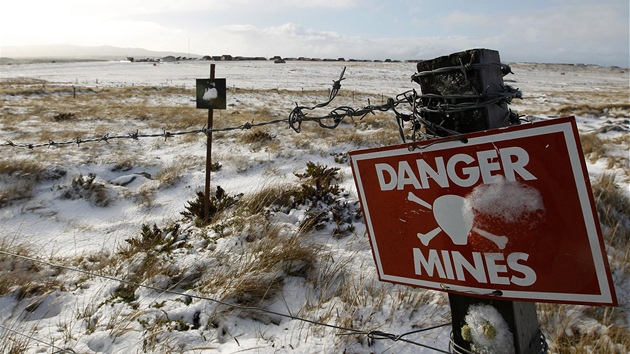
[0,59,628,353]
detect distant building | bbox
[162,56,177,62]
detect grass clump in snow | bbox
[113,223,204,307]
[0,158,66,208]
[242,161,361,237]
[592,172,630,246]
[556,103,630,119]
[292,162,361,237]
[579,132,607,163]
[0,241,37,297]
[224,232,317,306]
[57,173,115,207]
[539,303,630,353]
[0,240,65,318]
[197,221,319,310]
[0,328,29,354]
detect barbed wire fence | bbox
[1,63,522,150]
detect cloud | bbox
[2,0,626,66]
[262,0,357,9]
[433,3,628,66]
[199,23,474,61]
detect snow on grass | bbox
[0,60,628,353]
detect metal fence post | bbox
[204,64,216,222]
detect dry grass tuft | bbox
[591,173,630,246]
[538,303,630,353]
[579,132,607,163]
[556,103,630,118]
[0,239,65,312]
[0,328,30,354]
[239,183,301,215]
[197,222,319,309]
[0,158,62,207]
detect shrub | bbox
[52,112,76,121]
[239,130,275,144]
[181,186,242,225]
[233,162,362,237]
[124,223,181,252]
[59,173,114,207]
[289,162,361,236]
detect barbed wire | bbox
[289,63,521,142]
[0,249,452,352]
[2,61,521,150]
[0,120,289,150]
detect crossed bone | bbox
[408,192,508,249]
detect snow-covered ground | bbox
[0,59,628,353]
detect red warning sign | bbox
[349,117,617,305]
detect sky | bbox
[1,0,628,67]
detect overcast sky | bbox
[1,0,628,66]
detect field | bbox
[0,60,629,353]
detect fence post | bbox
[414,49,544,353]
[204,64,216,221]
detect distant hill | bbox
[0,44,199,63]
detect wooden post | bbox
[415,49,544,353]
[204,64,215,222]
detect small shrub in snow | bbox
[181,186,242,225]
[112,283,138,304]
[239,130,275,144]
[58,173,115,207]
[124,223,181,252]
[292,161,361,236]
[52,112,76,121]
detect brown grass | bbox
[197,221,319,308]
[239,182,301,215]
[0,158,55,207]
[592,172,630,246]
[556,103,630,118]
[579,132,607,163]
[538,303,630,353]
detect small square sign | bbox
[196,79,227,109]
[349,117,617,306]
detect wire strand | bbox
[0,323,76,353]
[0,250,451,352]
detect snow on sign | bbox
[196,79,227,109]
[349,117,617,306]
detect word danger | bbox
[413,249,537,286]
[376,147,536,190]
